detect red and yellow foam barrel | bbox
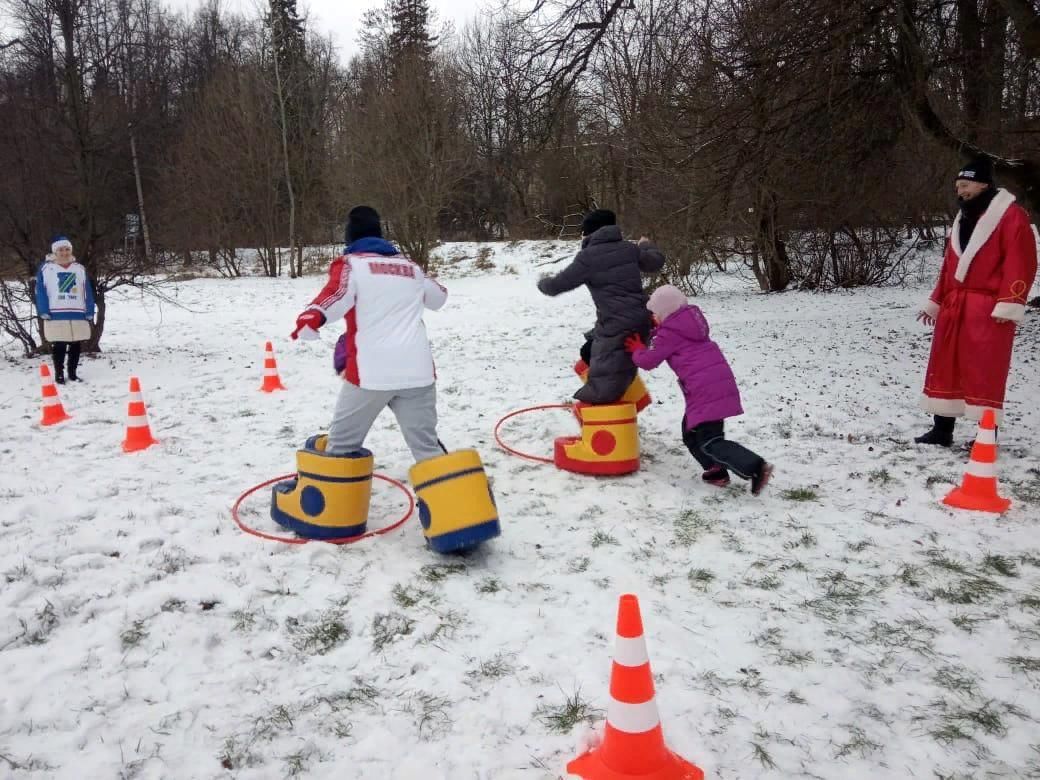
[409,449,501,554]
[271,434,372,540]
[554,402,640,476]
[574,359,651,414]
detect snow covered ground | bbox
[1,241,1039,779]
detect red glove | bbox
[291,309,325,340]
[624,334,645,353]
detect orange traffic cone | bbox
[567,594,704,780]
[259,341,287,392]
[942,409,1011,513]
[122,376,159,453]
[39,364,71,426]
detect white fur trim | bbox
[992,302,1026,323]
[922,299,940,318]
[51,239,72,253]
[951,189,1016,282]
[923,397,1002,428]
[921,395,964,417]
[921,396,1004,425]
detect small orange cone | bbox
[260,341,287,392]
[39,364,71,426]
[942,409,1011,514]
[122,376,159,453]
[567,594,704,780]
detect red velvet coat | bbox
[921,189,1038,423]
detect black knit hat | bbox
[581,209,617,237]
[346,206,382,243]
[955,156,994,186]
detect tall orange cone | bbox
[942,409,1011,513]
[39,364,71,426]
[122,376,159,453]
[259,341,287,392]
[567,594,704,780]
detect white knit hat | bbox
[647,285,688,322]
[51,237,73,254]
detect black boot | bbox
[915,415,955,447]
[68,343,82,381]
[52,342,67,384]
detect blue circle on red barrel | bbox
[418,499,431,530]
[300,486,325,517]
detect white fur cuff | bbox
[922,299,940,318]
[992,302,1026,323]
[51,239,72,253]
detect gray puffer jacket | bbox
[538,225,665,403]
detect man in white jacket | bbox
[292,206,448,460]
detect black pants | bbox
[682,419,764,480]
[52,341,81,378]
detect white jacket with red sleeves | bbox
[306,239,447,390]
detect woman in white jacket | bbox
[35,236,95,383]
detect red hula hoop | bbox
[493,403,573,465]
[232,472,415,545]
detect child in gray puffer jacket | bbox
[537,209,664,404]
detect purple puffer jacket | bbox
[631,304,743,429]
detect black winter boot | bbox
[914,415,955,447]
[53,342,67,384]
[67,343,82,381]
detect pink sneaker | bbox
[702,466,731,488]
[752,462,774,496]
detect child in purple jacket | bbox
[625,285,773,495]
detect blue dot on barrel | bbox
[418,499,431,530]
[300,486,325,517]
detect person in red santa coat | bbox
[915,156,1038,446]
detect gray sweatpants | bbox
[326,382,445,462]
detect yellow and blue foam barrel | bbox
[554,401,640,476]
[271,434,372,540]
[409,449,501,554]
[573,359,651,415]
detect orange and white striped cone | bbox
[122,376,159,453]
[942,409,1011,514]
[39,364,71,426]
[259,341,287,393]
[567,594,704,780]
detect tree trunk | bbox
[129,127,152,261]
[757,192,791,292]
[84,287,105,353]
[272,28,296,281]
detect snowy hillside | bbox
[1,242,1039,779]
